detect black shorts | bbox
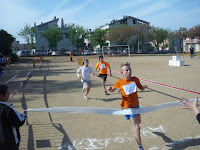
[98,74,107,82]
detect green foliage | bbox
[40,26,63,50]
[68,25,88,47]
[0,29,14,55]
[163,43,168,48]
[17,24,36,49]
[146,45,154,52]
[149,27,169,49]
[104,26,136,45]
[188,25,200,39]
[10,53,18,62]
[90,28,108,47]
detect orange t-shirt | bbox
[95,61,110,74]
[114,77,143,108]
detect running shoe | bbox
[105,91,108,95]
[84,95,88,100]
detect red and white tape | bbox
[81,60,199,95]
[8,59,46,100]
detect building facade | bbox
[98,15,149,49]
[34,16,77,52]
[183,37,200,52]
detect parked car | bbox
[94,49,103,54]
[12,51,18,55]
[84,50,94,55]
[107,50,114,54]
[72,50,81,56]
[30,49,48,56]
[17,50,31,57]
[52,50,61,56]
[64,50,70,55]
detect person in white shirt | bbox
[77,59,95,100]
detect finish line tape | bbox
[26,99,196,115]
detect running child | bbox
[77,59,95,100]
[107,62,148,150]
[0,84,26,150]
[95,55,112,95]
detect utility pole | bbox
[137,17,139,53]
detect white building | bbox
[96,15,149,49]
[34,16,77,52]
[183,37,200,52]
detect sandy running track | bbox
[4,55,200,150]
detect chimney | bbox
[61,18,64,28]
[54,16,56,20]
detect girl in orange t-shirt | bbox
[107,62,147,150]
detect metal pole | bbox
[137,17,139,53]
[138,36,139,52]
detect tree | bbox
[17,24,36,49]
[40,26,63,50]
[149,27,169,50]
[0,29,14,55]
[187,25,200,43]
[68,25,88,48]
[104,26,136,45]
[169,27,188,51]
[89,28,109,47]
[134,24,152,52]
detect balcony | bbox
[184,39,199,43]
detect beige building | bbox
[183,37,200,52]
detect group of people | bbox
[0,55,199,150]
[76,55,200,150]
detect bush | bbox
[10,53,18,62]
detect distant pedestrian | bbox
[190,46,194,59]
[0,56,3,84]
[70,51,73,61]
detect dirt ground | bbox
[4,54,200,150]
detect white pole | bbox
[138,36,139,52]
[102,46,105,58]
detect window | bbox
[42,46,45,49]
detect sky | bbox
[0,0,200,43]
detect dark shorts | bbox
[124,105,140,120]
[98,74,107,82]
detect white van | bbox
[31,49,48,56]
[94,49,102,54]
